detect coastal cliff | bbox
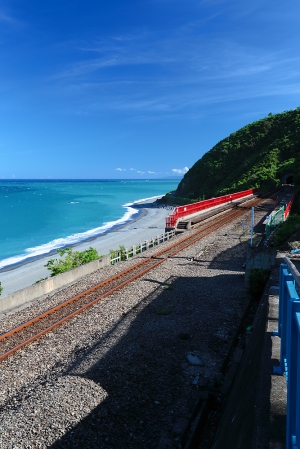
[175,107,300,201]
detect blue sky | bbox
[1,0,300,179]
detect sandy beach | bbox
[0,200,172,297]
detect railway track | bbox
[0,195,263,362]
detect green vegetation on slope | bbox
[176,107,300,200]
[274,214,300,247]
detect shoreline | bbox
[0,208,145,274]
[0,194,167,273]
[0,199,171,297]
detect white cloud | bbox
[116,167,156,174]
[0,12,15,23]
[0,9,22,26]
[48,19,300,122]
[172,167,189,174]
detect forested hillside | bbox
[176,107,300,200]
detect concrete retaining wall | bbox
[0,255,111,314]
[212,276,271,449]
[245,245,276,286]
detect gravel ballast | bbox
[0,199,275,449]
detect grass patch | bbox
[35,277,48,283]
[274,214,300,246]
[249,268,270,300]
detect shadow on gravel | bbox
[48,264,250,449]
[208,240,247,272]
[169,240,248,273]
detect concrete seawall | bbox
[0,230,176,314]
[0,255,111,314]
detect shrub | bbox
[249,268,270,300]
[45,246,99,277]
[0,281,3,295]
[274,214,300,246]
[119,245,127,260]
[110,245,127,263]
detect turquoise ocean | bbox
[0,179,179,269]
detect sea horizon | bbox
[0,179,180,270]
[0,177,182,181]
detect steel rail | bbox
[0,195,264,361]
[1,207,242,343]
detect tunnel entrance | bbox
[282,173,294,185]
[285,175,294,184]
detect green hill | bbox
[175,107,300,201]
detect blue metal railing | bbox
[275,258,300,449]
